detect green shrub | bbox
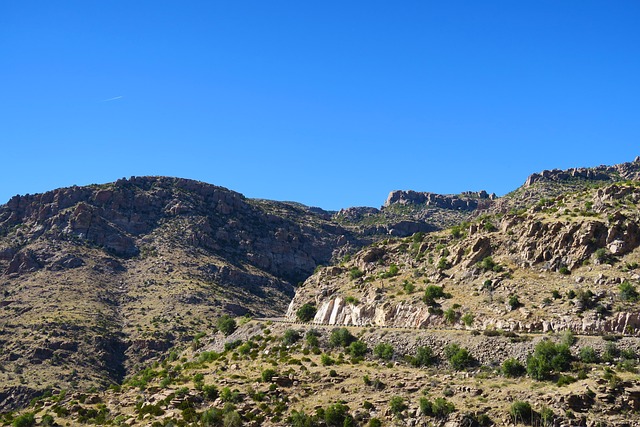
[368,418,382,427]
[526,340,572,380]
[348,340,368,358]
[508,295,521,310]
[261,368,277,382]
[12,413,35,427]
[203,384,218,401]
[423,285,449,305]
[461,313,474,326]
[418,397,432,416]
[320,353,335,366]
[409,346,434,367]
[558,266,571,275]
[283,329,301,345]
[432,398,455,418]
[437,257,451,270]
[297,304,317,322]
[324,403,350,427]
[502,358,526,377]
[557,374,577,386]
[602,342,620,363]
[444,344,473,370]
[202,408,224,426]
[389,396,407,416]
[380,264,400,278]
[40,415,55,427]
[329,328,356,348]
[619,281,639,301]
[344,296,358,305]
[479,256,497,271]
[509,401,532,424]
[349,268,364,280]
[540,407,555,426]
[305,329,320,347]
[402,280,415,294]
[373,343,394,361]
[594,248,613,264]
[217,315,237,336]
[443,308,458,324]
[579,346,599,363]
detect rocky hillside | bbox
[4,157,640,424]
[288,180,640,336]
[0,177,368,410]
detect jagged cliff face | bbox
[288,181,640,337]
[0,176,365,410]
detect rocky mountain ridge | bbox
[288,180,640,337]
[3,157,640,420]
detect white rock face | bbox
[289,296,640,336]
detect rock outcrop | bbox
[384,190,496,210]
[524,157,640,187]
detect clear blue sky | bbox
[2,1,639,210]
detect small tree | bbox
[348,340,368,358]
[324,403,350,427]
[373,343,394,361]
[579,346,599,363]
[526,340,572,380]
[217,315,237,336]
[410,346,434,367]
[296,303,317,322]
[444,344,473,370]
[502,358,526,377]
[329,328,356,348]
[282,329,301,345]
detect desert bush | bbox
[579,346,599,363]
[437,257,451,270]
[444,344,473,370]
[282,329,301,345]
[373,343,394,361]
[508,295,521,310]
[324,403,351,427]
[12,413,35,427]
[320,353,335,366]
[217,315,237,336]
[409,346,434,367]
[423,285,450,305]
[261,368,277,382]
[502,358,526,377]
[305,329,320,347]
[349,268,364,280]
[348,340,368,358]
[526,340,572,380]
[509,401,532,424]
[461,313,474,326]
[432,398,455,418]
[619,281,639,301]
[389,396,407,416]
[297,304,317,322]
[329,328,356,348]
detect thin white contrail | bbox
[101,96,123,102]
